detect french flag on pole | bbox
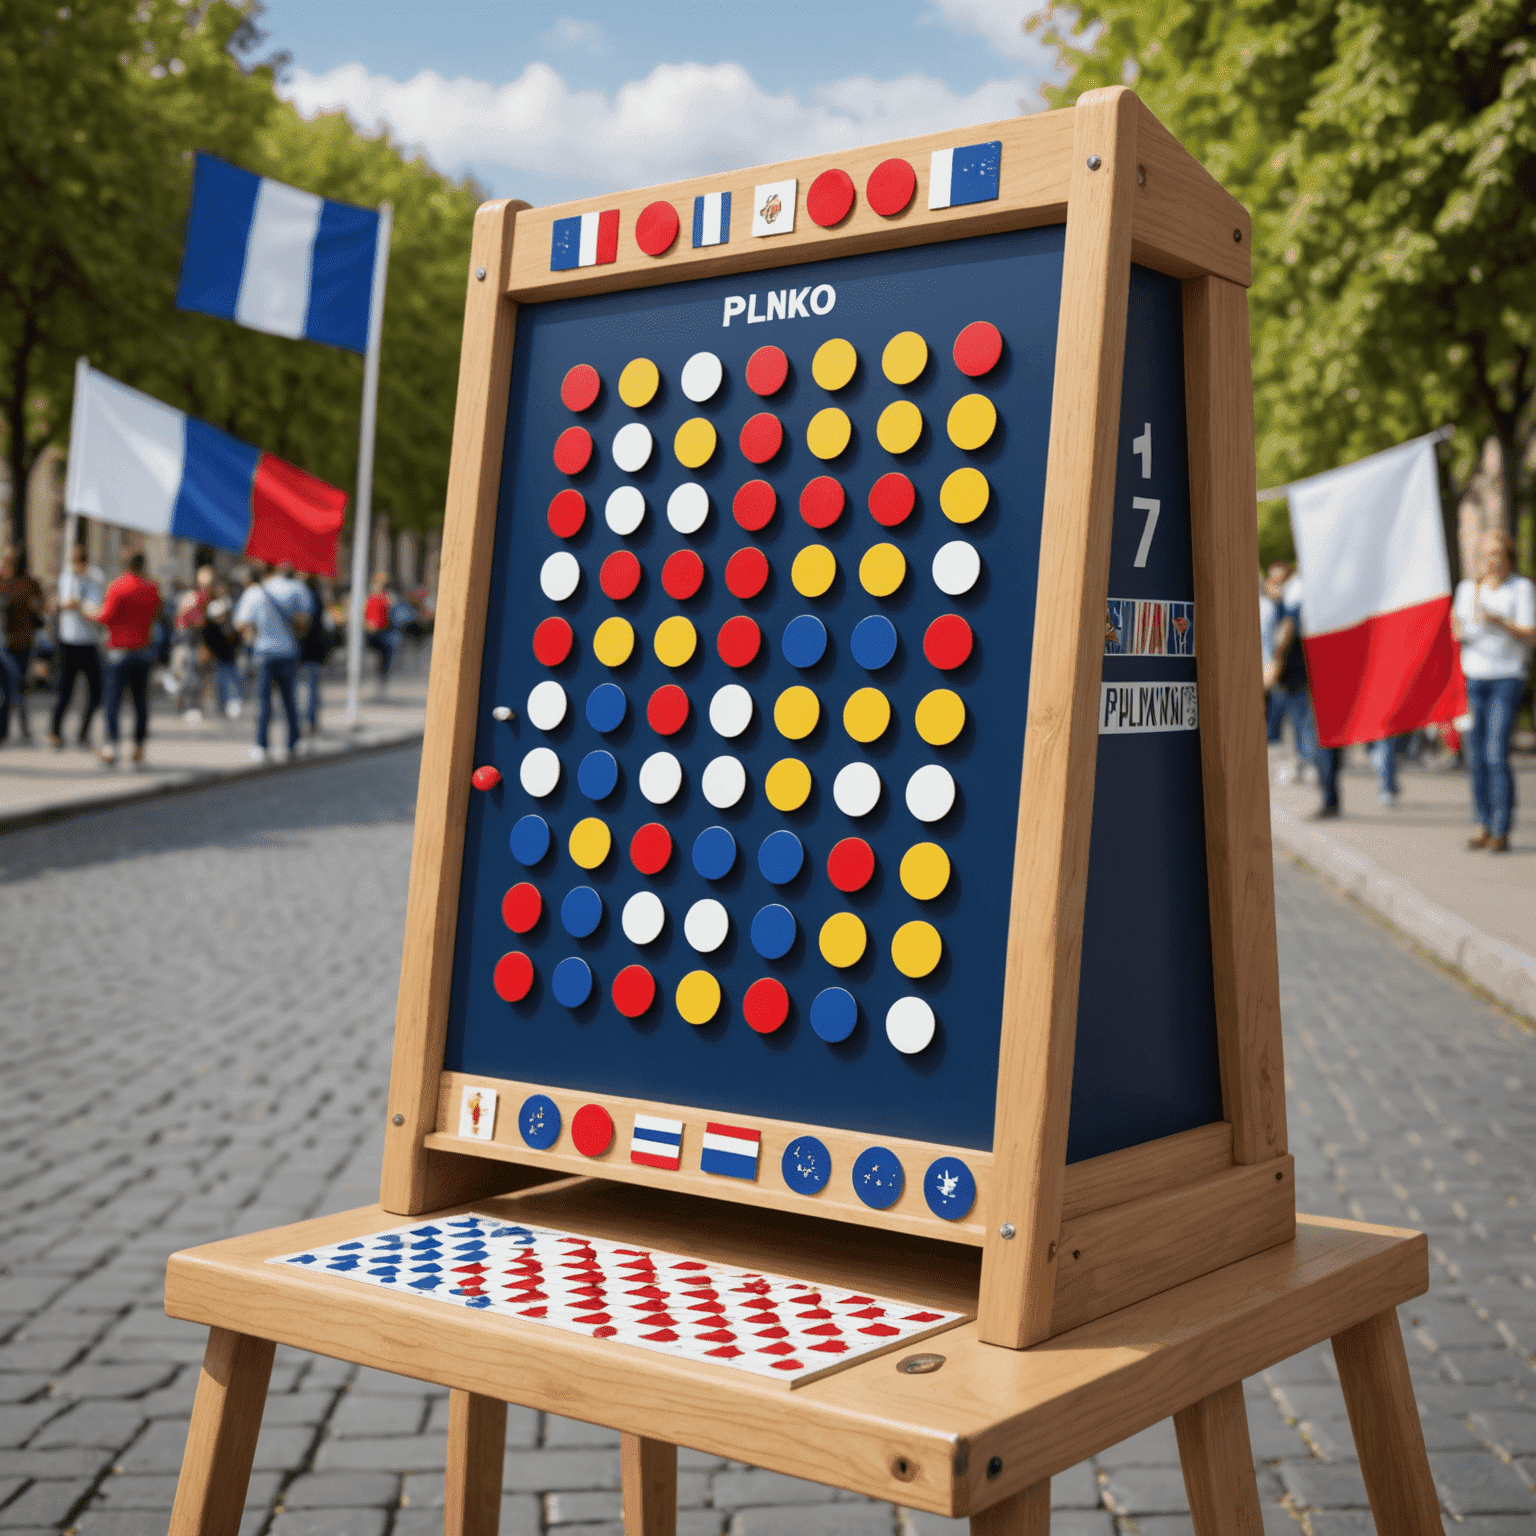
[176,152,382,353]
[928,140,1002,210]
[550,209,621,272]
[64,361,348,575]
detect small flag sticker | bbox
[550,209,621,271]
[458,1086,498,1141]
[700,1121,761,1180]
[692,191,732,248]
[752,179,797,238]
[629,1114,684,1171]
[927,141,1002,210]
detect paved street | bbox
[1,745,1533,1536]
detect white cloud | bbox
[918,0,1052,61]
[542,16,605,53]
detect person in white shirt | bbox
[48,546,105,748]
[1452,530,1535,851]
[234,561,313,761]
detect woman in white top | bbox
[1452,530,1535,851]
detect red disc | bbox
[716,615,761,668]
[493,951,534,1003]
[724,546,769,599]
[553,426,593,475]
[799,476,845,529]
[826,838,875,893]
[745,345,789,397]
[807,167,855,228]
[560,364,601,412]
[924,614,974,670]
[547,488,586,538]
[571,1103,614,1157]
[739,413,784,465]
[630,822,673,875]
[471,765,502,791]
[953,321,1003,378]
[532,616,573,666]
[661,549,704,600]
[743,977,789,1035]
[647,684,690,735]
[612,964,657,1018]
[635,200,679,257]
[502,882,542,933]
[600,550,642,601]
[868,472,916,527]
[733,480,776,532]
[866,157,917,217]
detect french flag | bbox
[928,141,1002,210]
[550,209,621,272]
[692,191,731,248]
[1287,433,1466,747]
[700,1122,761,1181]
[629,1114,683,1171]
[176,153,383,353]
[64,362,348,576]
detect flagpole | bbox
[345,202,393,727]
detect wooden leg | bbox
[1174,1382,1264,1535]
[969,1478,1050,1536]
[167,1327,275,1536]
[1331,1308,1445,1535]
[445,1388,507,1536]
[621,1432,677,1536]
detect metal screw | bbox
[986,1456,1003,1480]
[476,266,487,280]
[999,1222,1016,1240]
[1233,229,1242,242]
[391,1113,405,1126]
[1137,164,1146,186]
[1086,155,1102,171]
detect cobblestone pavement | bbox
[1,746,1533,1536]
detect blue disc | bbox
[691,825,737,880]
[750,903,797,959]
[850,614,898,671]
[810,986,858,1043]
[509,814,551,866]
[781,1135,832,1195]
[851,1146,904,1210]
[577,749,619,801]
[585,683,627,734]
[781,614,828,669]
[757,829,804,885]
[551,956,593,1008]
[561,885,604,938]
[923,1157,977,1221]
[518,1094,561,1150]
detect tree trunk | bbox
[6,314,38,563]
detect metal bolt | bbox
[999,1222,1016,1240]
[391,1113,405,1126]
[986,1456,1003,1480]
[1233,229,1242,242]
[1137,164,1146,186]
[475,266,487,280]
[1086,155,1102,171]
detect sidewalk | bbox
[1268,745,1536,1021]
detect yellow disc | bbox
[842,687,890,744]
[915,688,966,746]
[675,969,721,1026]
[900,842,951,901]
[876,400,923,455]
[859,542,907,598]
[811,338,857,391]
[882,330,928,386]
[819,911,868,968]
[947,392,997,451]
[618,357,660,408]
[673,416,717,469]
[792,544,837,598]
[592,616,635,668]
[569,817,612,870]
[773,685,820,740]
[892,920,942,978]
[653,615,697,668]
[940,466,990,523]
[806,407,852,461]
[765,757,813,812]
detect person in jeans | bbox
[298,576,332,735]
[1453,530,1535,852]
[89,549,163,767]
[363,572,397,697]
[0,548,45,742]
[234,560,311,761]
[1264,573,1341,816]
[200,590,243,718]
[48,545,104,748]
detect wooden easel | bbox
[163,87,1446,1535]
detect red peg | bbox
[472,765,502,791]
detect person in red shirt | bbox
[363,571,398,697]
[88,549,163,767]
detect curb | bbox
[1271,804,1536,1024]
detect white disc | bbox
[605,484,647,536]
[680,351,724,403]
[905,764,956,823]
[701,755,746,809]
[667,482,710,535]
[539,551,580,601]
[684,898,730,953]
[638,751,683,804]
[708,683,753,738]
[885,996,936,1055]
[612,421,654,473]
[519,747,561,798]
[833,761,882,818]
[932,540,981,596]
[621,890,666,946]
[525,679,567,731]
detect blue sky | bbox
[261,1,1070,207]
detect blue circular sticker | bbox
[757,829,804,885]
[692,825,737,880]
[509,814,551,866]
[585,683,628,734]
[810,986,858,1043]
[750,903,796,959]
[781,614,828,669]
[852,1146,904,1210]
[551,956,593,1008]
[519,1094,562,1150]
[922,1157,977,1220]
[561,885,604,938]
[782,1135,832,1194]
[577,749,619,801]
[850,614,898,671]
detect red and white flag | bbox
[1287,433,1466,748]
